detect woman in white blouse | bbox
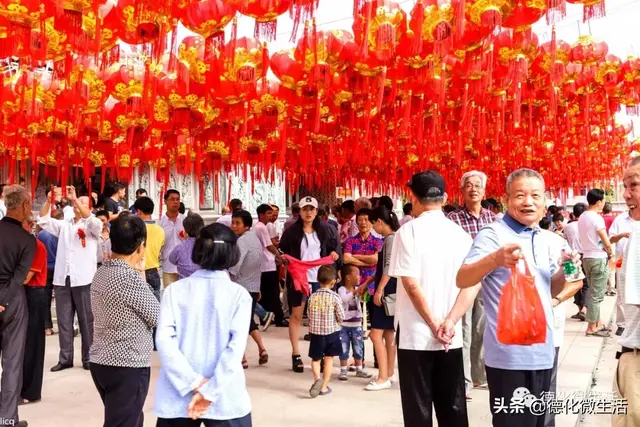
[155,223,253,426]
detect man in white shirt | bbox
[389,171,473,427]
[564,203,588,321]
[160,189,185,287]
[613,157,640,427]
[255,204,286,327]
[0,184,6,219]
[216,199,242,228]
[38,187,102,372]
[578,189,613,337]
[610,211,632,336]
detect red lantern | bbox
[181,0,237,56]
[233,0,292,41]
[566,0,605,22]
[352,0,407,63]
[571,36,608,66]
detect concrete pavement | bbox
[15,295,619,427]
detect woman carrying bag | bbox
[366,206,399,391]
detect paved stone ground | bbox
[15,295,619,427]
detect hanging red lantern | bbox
[181,0,237,57]
[464,0,509,30]
[566,0,605,22]
[571,36,608,66]
[114,0,172,44]
[352,0,407,63]
[502,0,547,32]
[233,0,292,41]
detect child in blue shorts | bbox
[337,264,372,381]
[307,265,344,398]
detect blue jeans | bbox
[254,302,267,320]
[339,326,364,361]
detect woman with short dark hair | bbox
[90,214,160,427]
[155,224,253,427]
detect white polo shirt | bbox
[253,221,276,273]
[578,211,607,259]
[609,212,631,256]
[389,209,472,351]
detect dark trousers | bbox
[0,288,28,424]
[145,268,161,349]
[56,278,93,365]
[544,348,560,427]
[573,259,589,310]
[156,413,252,427]
[249,292,259,333]
[21,286,47,401]
[260,271,284,324]
[486,365,552,427]
[397,347,468,427]
[90,363,151,427]
[45,268,54,329]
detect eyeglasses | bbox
[463,183,483,190]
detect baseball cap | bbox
[299,196,318,209]
[407,171,446,199]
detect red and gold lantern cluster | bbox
[0,0,631,200]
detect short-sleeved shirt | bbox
[253,221,276,272]
[228,230,263,293]
[563,221,581,253]
[27,239,48,287]
[447,206,497,239]
[344,233,383,291]
[463,213,557,370]
[144,222,165,270]
[578,211,607,259]
[544,230,570,348]
[389,210,472,351]
[104,197,121,215]
[609,212,631,255]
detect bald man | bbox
[38,188,103,372]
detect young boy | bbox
[337,264,372,381]
[308,265,344,398]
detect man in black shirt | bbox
[104,182,126,220]
[0,185,36,427]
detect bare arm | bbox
[401,276,439,331]
[23,271,35,284]
[39,198,51,219]
[444,285,482,324]
[343,253,367,267]
[552,278,583,303]
[457,254,499,289]
[353,253,378,265]
[597,229,613,255]
[610,233,630,245]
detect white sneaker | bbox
[389,374,398,384]
[365,379,392,391]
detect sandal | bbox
[242,358,249,369]
[319,387,333,396]
[259,350,269,366]
[586,330,611,338]
[18,399,40,406]
[45,329,54,336]
[292,355,304,373]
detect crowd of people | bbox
[0,160,638,427]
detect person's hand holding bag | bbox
[496,258,547,346]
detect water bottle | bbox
[562,250,585,282]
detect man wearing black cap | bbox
[388,171,474,427]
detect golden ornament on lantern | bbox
[232,0,292,41]
[464,0,509,30]
[352,0,407,63]
[410,0,454,43]
[571,36,608,66]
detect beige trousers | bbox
[162,272,179,288]
[612,351,640,427]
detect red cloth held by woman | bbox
[283,255,335,296]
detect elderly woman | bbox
[89,215,160,427]
[169,211,205,279]
[155,223,253,427]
